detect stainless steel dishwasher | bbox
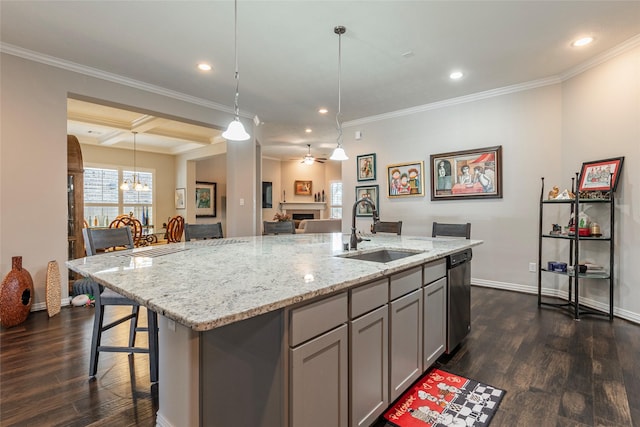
[446,248,472,353]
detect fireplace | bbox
[292,213,315,221]
[279,202,327,220]
[291,212,317,228]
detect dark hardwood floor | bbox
[1,286,638,426]
[0,304,157,426]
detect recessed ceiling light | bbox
[305,128,312,133]
[450,71,464,80]
[197,63,212,71]
[318,108,328,114]
[572,37,594,47]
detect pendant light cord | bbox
[133,131,137,180]
[335,26,344,146]
[233,0,240,119]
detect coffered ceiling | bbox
[2,1,639,160]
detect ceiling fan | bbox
[301,144,327,164]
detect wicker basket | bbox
[46,260,61,317]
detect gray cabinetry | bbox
[389,288,423,401]
[423,277,447,369]
[289,292,348,427]
[290,324,349,427]
[350,305,388,427]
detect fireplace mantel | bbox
[279,202,326,210]
[279,202,327,219]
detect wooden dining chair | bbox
[184,222,223,241]
[80,227,158,383]
[372,221,403,235]
[432,222,471,239]
[263,220,296,235]
[109,215,144,246]
[166,215,185,243]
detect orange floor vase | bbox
[0,256,35,328]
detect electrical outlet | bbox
[529,262,537,272]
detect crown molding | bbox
[345,33,640,128]
[344,76,561,128]
[0,42,253,120]
[560,33,640,81]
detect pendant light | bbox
[221,0,250,141]
[120,132,149,192]
[330,25,348,161]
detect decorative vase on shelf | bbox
[0,256,35,328]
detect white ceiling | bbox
[2,1,639,160]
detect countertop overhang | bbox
[66,233,482,331]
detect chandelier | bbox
[120,131,149,191]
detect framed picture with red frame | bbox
[578,156,624,192]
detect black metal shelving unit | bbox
[537,175,615,320]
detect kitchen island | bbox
[67,232,481,427]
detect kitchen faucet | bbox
[350,197,379,250]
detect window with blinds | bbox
[84,167,153,227]
[329,181,342,219]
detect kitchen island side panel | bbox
[201,309,285,426]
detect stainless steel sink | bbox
[338,248,424,263]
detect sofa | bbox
[296,218,342,234]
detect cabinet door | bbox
[290,324,348,427]
[389,289,423,401]
[423,277,447,370]
[350,305,388,427]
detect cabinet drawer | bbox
[290,292,348,347]
[350,278,389,319]
[423,258,446,285]
[390,266,422,301]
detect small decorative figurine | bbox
[548,186,560,200]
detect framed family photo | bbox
[355,185,379,217]
[195,181,217,217]
[387,161,424,197]
[578,156,624,192]
[430,145,502,201]
[357,153,376,181]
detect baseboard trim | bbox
[31,299,70,312]
[471,278,640,325]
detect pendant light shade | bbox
[223,0,250,142]
[222,118,250,141]
[330,25,348,161]
[329,146,348,161]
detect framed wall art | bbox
[355,185,379,217]
[387,161,424,197]
[175,188,186,209]
[262,181,273,208]
[357,153,376,181]
[578,156,624,192]
[430,145,502,201]
[195,181,217,217]
[294,180,312,196]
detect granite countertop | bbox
[66,233,482,331]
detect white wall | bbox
[561,45,640,318]
[281,159,328,204]
[0,53,248,307]
[343,84,563,290]
[340,45,639,320]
